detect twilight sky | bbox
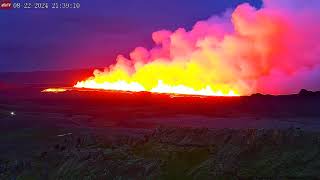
[0,0,261,72]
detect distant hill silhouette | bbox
[0,69,96,87]
[299,89,320,96]
[251,89,320,97]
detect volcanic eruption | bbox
[72,0,320,96]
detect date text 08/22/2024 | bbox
[0,2,80,9]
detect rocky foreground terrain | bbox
[1,86,320,179]
[1,127,320,179]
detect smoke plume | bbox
[77,0,320,95]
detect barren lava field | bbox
[1,86,320,179]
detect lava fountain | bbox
[51,0,320,96]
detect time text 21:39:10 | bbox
[12,2,80,9]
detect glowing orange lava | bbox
[74,79,239,96]
[42,88,67,93]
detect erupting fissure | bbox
[71,0,320,96]
[74,80,239,96]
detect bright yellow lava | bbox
[74,80,239,96]
[42,88,67,93]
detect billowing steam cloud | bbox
[76,0,320,95]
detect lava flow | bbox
[42,88,67,93]
[74,80,239,96]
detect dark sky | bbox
[0,0,262,72]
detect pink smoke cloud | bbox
[78,0,320,95]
